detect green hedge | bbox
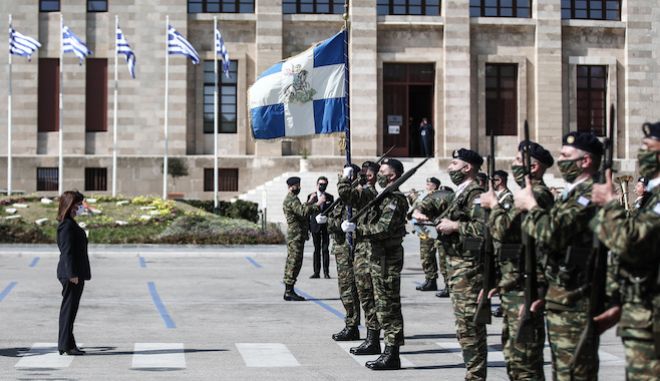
[178,199,259,223]
[158,214,283,245]
[0,220,53,244]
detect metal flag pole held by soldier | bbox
[342,0,354,252]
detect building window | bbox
[88,0,108,12]
[283,0,344,14]
[188,0,255,13]
[85,168,108,191]
[470,0,531,18]
[486,64,517,136]
[577,65,607,136]
[38,59,60,133]
[37,168,59,191]
[561,0,620,21]
[204,168,239,192]
[203,60,238,134]
[377,0,441,16]
[86,59,108,132]
[39,0,60,12]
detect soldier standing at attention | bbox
[480,141,555,380]
[515,132,604,380]
[342,158,409,370]
[489,169,514,318]
[591,122,660,380]
[413,177,441,292]
[282,176,325,301]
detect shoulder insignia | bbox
[577,196,590,207]
[473,197,481,205]
[654,202,660,215]
[503,203,511,210]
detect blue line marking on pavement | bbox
[0,281,17,302]
[245,256,262,268]
[29,257,40,268]
[292,286,346,321]
[139,256,147,268]
[147,281,176,329]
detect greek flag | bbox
[168,25,199,64]
[215,28,230,78]
[249,30,346,139]
[8,26,41,60]
[116,25,136,79]
[62,26,92,64]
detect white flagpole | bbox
[58,13,64,195]
[7,14,13,196]
[162,15,169,200]
[112,15,119,197]
[213,17,219,209]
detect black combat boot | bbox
[332,325,359,341]
[493,305,503,318]
[365,345,401,370]
[350,329,381,355]
[435,284,450,298]
[416,279,438,291]
[283,285,305,301]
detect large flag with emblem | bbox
[249,30,346,139]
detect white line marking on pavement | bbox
[236,343,300,367]
[131,343,186,370]
[15,342,82,369]
[336,342,414,368]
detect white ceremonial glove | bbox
[342,166,353,179]
[315,215,328,224]
[341,221,356,233]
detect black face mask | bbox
[318,184,327,192]
[292,188,301,195]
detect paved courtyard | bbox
[0,241,625,380]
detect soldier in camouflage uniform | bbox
[327,164,361,341]
[481,142,555,380]
[341,158,409,370]
[516,132,604,381]
[592,122,660,380]
[412,177,441,292]
[489,169,514,318]
[282,176,324,301]
[338,161,382,355]
[417,148,487,380]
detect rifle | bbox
[320,145,396,217]
[474,132,496,325]
[516,120,540,343]
[348,157,430,223]
[569,104,615,370]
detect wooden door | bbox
[383,84,409,157]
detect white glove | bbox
[341,221,356,233]
[315,215,328,224]
[342,166,353,179]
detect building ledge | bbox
[561,19,626,29]
[470,17,535,27]
[377,15,444,27]
[188,13,257,22]
[282,14,344,23]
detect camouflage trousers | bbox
[333,240,360,327]
[448,258,488,380]
[420,238,438,280]
[437,244,449,287]
[283,238,305,286]
[622,337,660,380]
[619,300,660,380]
[546,308,599,381]
[354,239,379,330]
[501,292,545,381]
[370,242,404,346]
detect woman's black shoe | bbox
[59,348,85,356]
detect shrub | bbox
[158,214,283,244]
[179,199,259,223]
[0,220,53,244]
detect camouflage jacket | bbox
[337,175,378,228]
[489,180,554,292]
[358,189,409,247]
[327,198,349,244]
[283,192,319,241]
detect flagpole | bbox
[163,15,169,200]
[112,15,119,197]
[213,16,219,210]
[58,13,64,195]
[7,14,13,196]
[343,0,353,250]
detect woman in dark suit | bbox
[56,191,91,356]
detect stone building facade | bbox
[0,0,659,199]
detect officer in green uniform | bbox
[341,158,409,370]
[591,122,660,380]
[413,177,441,292]
[481,141,555,380]
[516,132,604,381]
[282,176,324,301]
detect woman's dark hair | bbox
[57,191,84,222]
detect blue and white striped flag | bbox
[215,28,230,78]
[249,30,347,139]
[168,25,199,64]
[8,26,41,60]
[116,25,136,79]
[62,26,92,64]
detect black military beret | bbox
[365,162,380,174]
[562,131,604,156]
[439,185,454,193]
[452,148,484,167]
[476,172,488,183]
[350,164,361,175]
[517,140,554,167]
[286,176,301,186]
[426,177,441,187]
[362,160,375,169]
[643,122,660,140]
[493,170,508,180]
[382,158,404,175]
[638,176,649,186]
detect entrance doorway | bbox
[383,63,435,157]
